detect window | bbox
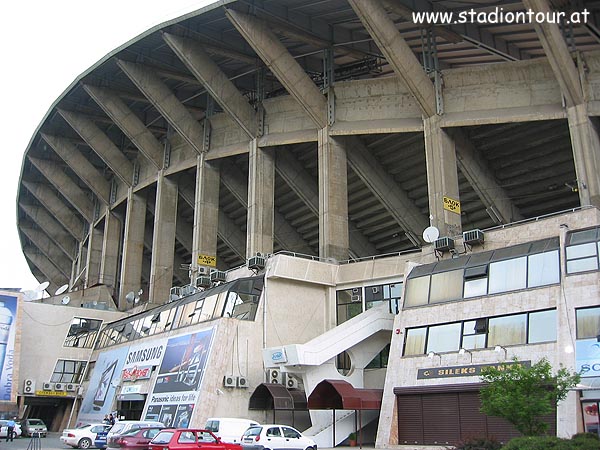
[430,270,463,303]
[404,276,430,307]
[576,307,600,339]
[336,288,362,324]
[426,323,461,353]
[528,250,560,287]
[461,319,487,350]
[566,228,600,274]
[365,282,403,313]
[404,327,426,356]
[488,314,527,347]
[488,257,527,294]
[50,359,87,383]
[528,310,557,343]
[366,344,390,369]
[63,318,102,348]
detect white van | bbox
[205,418,260,443]
[106,420,164,440]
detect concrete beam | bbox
[83,84,164,169]
[522,0,583,107]
[28,156,95,222]
[58,109,134,185]
[23,249,69,290]
[99,208,122,296]
[85,225,103,288]
[347,0,436,117]
[163,33,258,138]
[116,59,205,154]
[19,203,78,260]
[225,8,327,129]
[247,141,275,257]
[275,150,377,258]
[344,135,429,241]
[19,226,72,279]
[119,189,147,310]
[149,173,178,304]
[142,224,188,288]
[220,161,315,256]
[452,129,523,224]
[21,181,85,241]
[41,133,111,204]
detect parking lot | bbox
[2,432,64,450]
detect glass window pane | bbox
[488,314,527,346]
[464,278,487,298]
[567,257,599,274]
[488,257,527,294]
[404,276,430,307]
[429,270,463,304]
[569,229,598,245]
[426,323,461,353]
[566,242,598,260]
[528,250,560,287]
[529,310,556,343]
[462,334,486,350]
[577,307,600,339]
[404,328,426,356]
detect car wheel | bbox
[78,437,93,449]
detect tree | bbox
[479,357,580,436]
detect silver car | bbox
[21,418,47,437]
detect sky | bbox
[0,0,213,292]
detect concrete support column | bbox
[192,153,220,269]
[567,103,600,207]
[119,190,147,310]
[423,116,462,237]
[149,172,178,305]
[318,128,349,261]
[85,224,103,288]
[246,139,274,258]
[99,209,121,297]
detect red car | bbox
[108,427,164,450]
[149,429,242,450]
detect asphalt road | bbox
[1,432,66,450]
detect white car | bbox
[0,420,22,439]
[241,424,316,450]
[61,423,112,449]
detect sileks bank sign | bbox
[417,361,531,380]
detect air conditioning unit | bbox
[371,287,379,294]
[195,276,211,288]
[198,266,209,276]
[223,375,236,388]
[434,237,455,253]
[286,374,299,389]
[248,255,266,271]
[23,379,36,394]
[180,284,196,297]
[266,368,281,384]
[54,382,66,391]
[42,382,54,391]
[210,270,227,283]
[463,229,485,246]
[237,376,248,388]
[66,383,79,392]
[351,294,361,302]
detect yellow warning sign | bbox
[443,196,461,214]
[197,254,217,267]
[35,390,68,397]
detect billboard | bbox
[576,338,600,378]
[77,346,129,425]
[0,292,19,402]
[144,328,215,428]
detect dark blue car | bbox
[95,430,109,449]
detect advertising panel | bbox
[77,346,129,425]
[144,328,215,428]
[122,339,167,383]
[0,292,18,402]
[576,339,600,377]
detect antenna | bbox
[36,281,50,293]
[21,290,37,302]
[125,291,136,304]
[61,295,71,305]
[422,226,440,243]
[55,284,69,296]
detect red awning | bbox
[307,379,382,410]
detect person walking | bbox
[6,417,16,442]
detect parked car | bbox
[0,420,22,439]
[108,427,163,450]
[95,430,109,449]
[20,418,47,437]
[149,429,242,450]
[61,423,112,449]
[241,425,317,450]
[107,421,164,441]
[205,418,260,444]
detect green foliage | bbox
[446,436,502,450]
[502,434,600,450]
[479,357,580,436]
[348,432,357,441]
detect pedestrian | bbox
[109,414,115,426]
[6,417,16,442]
[103,414,110,425]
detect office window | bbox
[404,327,426,356]
[461,319,487,350]
[426,323,461,353]
[488,257,527,294]
[429,270,463,304]
[528,310,557,343]
[64,318,102,348]
[566,243,599,273]
[51,359,87,383]
[337,288,362,325]
[404,276,430,307]
[488,314,527,346]
[576,307,600,339]
[528,250,560,287]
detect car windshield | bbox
[205,420,219,432]
[110,424,126,434]
[151,431,173,444]
[29,420,45,426]
[76,424,92,429]
[244,427,262,437]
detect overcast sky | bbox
[0,0,213,293]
